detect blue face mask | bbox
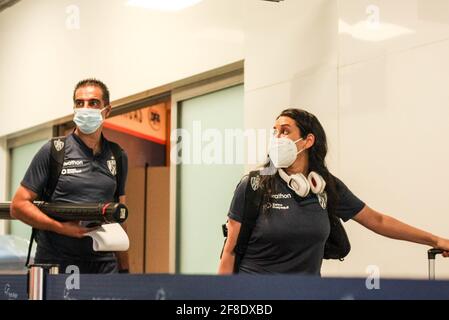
[73,107,106,134]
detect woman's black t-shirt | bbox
[227,173,365,275]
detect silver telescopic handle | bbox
[428,249,443,280]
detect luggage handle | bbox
[428,248,443,280]
[428,248,443,260]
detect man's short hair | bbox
[73,78,110,106]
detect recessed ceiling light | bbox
[339,19,415,42]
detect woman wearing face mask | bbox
[218,108,449,275]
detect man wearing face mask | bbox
[11,79,129,274]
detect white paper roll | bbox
[85,223,130,252]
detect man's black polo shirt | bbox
[21,132,128,263]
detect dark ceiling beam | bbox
[0,0,21,13]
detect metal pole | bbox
[28,264,60,300]
[49,265,59,275]
[28,265,44,300]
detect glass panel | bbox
[177,84,244,274]
[9,139,48,240]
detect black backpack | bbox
[222,170,351,273]
[25,136,124,267]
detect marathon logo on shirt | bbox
[63,160,84,167]
[61,160,84,175]
[271,193,292,200]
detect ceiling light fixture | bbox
[339,19,415,42]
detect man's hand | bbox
[54,221,98,238]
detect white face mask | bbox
[73,107,106,134]
[268,137,304,168]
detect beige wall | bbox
[245,0,449,280]
[333,0,449,279]
[0,0,245,136]
[0,0,448,278]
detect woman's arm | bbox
[353,205,449,257]
[218,219,242,275]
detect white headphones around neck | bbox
[278,169,326,197]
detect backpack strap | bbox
[232,170,264,273]
[107,141,123,203]
[24,228,36,268]
[43,137,66,201]
[26,136,66,267]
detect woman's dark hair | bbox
[260,108,339,215]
